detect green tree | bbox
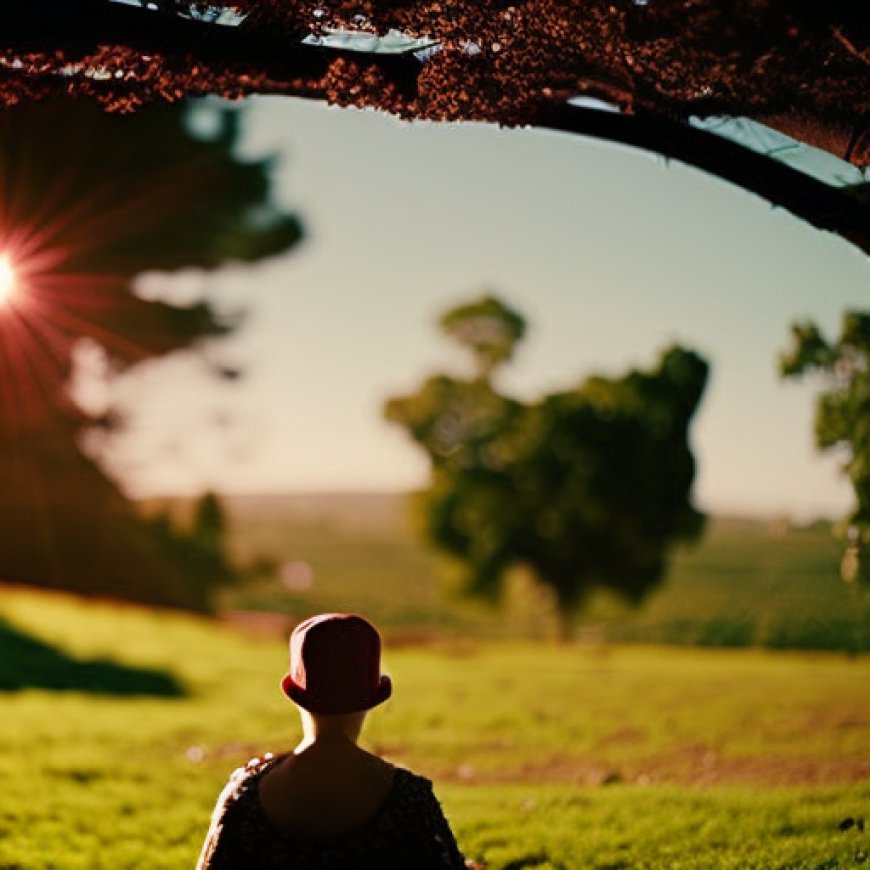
[187,490,235,599]
[142,492,236,610]
[385,295,709,637]
[0,98,302,611]
[780,312,870,585]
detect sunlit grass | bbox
[1,588,868,868]
[455,782,870,869]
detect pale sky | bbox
[102,95,870,520]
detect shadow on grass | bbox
[0,618,185,697]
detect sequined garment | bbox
[197,755,467,869]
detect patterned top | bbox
[197,754,468,869]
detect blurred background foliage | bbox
[780,311,870,587]
[0,99,302,610]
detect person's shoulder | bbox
[229,752,278,781]
[218,753,283,804]
[240,752,282,776]
[391,765,436,798]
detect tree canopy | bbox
[0,98,302,610]
[385,295,709,635]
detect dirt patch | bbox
[204,738,870,787]
[427,749,870,788]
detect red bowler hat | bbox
[281,613,392,715]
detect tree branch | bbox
[539,105,870,258]
[1,0,869,259]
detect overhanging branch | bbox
[540,105,870,257]
[0,0,868,259]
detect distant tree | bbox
[0,99,302,611]
[142,491,236,609]
[780,312,870,585]
[190,490,235,589]
[193,491,228,553]
[385,295,709,637]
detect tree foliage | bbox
[0,98,302,610]
[780,312,870,585]
[439,295,527,379]
[385,295,709,634]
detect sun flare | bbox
[0,254,16,305]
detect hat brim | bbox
[281,673,392,715]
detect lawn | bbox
[1,587,868,868]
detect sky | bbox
[102,95,870,520]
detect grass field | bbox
[214,493,870,651]
[1,587,869,869]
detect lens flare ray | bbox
[0,254,16,304]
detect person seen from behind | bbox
[197,612,474,869]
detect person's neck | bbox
[295,709,365,753]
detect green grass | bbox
[597,518,870,652]
[445,784,870,870]
[216,494,870,651]
[1,587,869,868]
[217,492,480,634]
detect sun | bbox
[0,254,16,305]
